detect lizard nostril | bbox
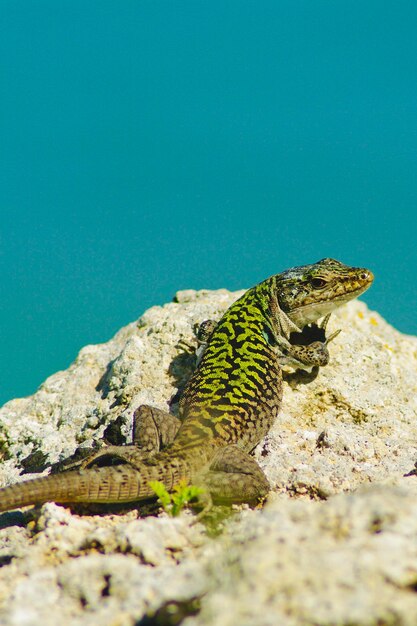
[360,271,372,281]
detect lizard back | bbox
[175,278,282,452]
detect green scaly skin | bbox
[0,258,373,513]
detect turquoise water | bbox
[1,1,416,404]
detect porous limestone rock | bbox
[0,286,416,626]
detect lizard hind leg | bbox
[80,405,182,471]
[200,444,270,505]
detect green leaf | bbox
[149,479,205,517]
[149,480,172,513]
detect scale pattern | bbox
[177,278,282,451]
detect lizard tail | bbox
[0,461,187,512]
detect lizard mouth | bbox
[332,269,374,302]
[329,276,373,303]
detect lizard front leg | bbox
[79,405,182,470]
[275,314,341,371]
[193,318,217,365]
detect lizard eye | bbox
[310,277,327,289]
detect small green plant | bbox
[149,479,205,517]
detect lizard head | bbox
[277,258,374,327]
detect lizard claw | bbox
[324,328,341,345]
[319,314,342,345]
[319,313,332,331]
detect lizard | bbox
[0,258,373,513]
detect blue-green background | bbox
[1,1,416,405]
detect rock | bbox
[0,287,416,626]
[190,482,417,626]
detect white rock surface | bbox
[0,287,416,626]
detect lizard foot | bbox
[200,444,270,505]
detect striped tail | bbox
[0,460,190,512]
